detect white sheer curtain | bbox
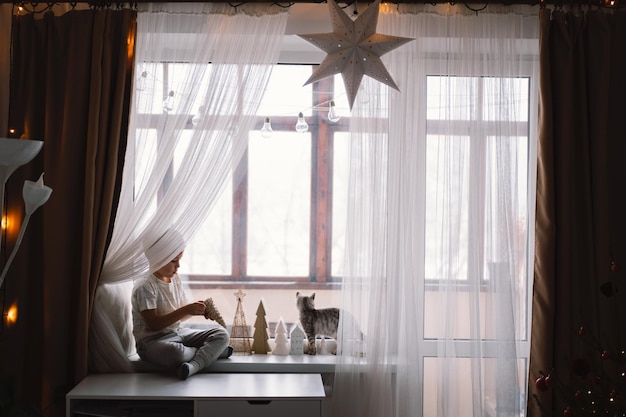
[89,3,288,372]
[331,5,538,417]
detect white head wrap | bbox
[143,229,186,270]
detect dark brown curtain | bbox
[1,8,135,417]
[530,8,626,417]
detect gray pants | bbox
[137,326,230,370]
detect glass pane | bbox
[484,135,529,341]
[134,128,158,200]
[256,65,313,117]
[247,131,311,276]
[134,62,164,115]
[332,74,351,118]
[423,357,527,417]
[424,289,475,339]
[423,134,530,339]
[331,132,350,277]
[483,77,529,122]
[178,180,233,276]
[483,136,528,267]
[424,285,521,340]
[173,132,190,175]
[427,76,477,120]
[164,62,212,115]
[337,76,390,118]
[424,135,470,280]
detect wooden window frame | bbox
[177,67,350,289]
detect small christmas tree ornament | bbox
[203,297,227,328]
[272,318,290,356]
[251,300,271,354]
[230,289,251,355]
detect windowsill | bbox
[210,354,337,373]
[130,349,358,374]
[185,279,342,291]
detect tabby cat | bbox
[296,292,363,355]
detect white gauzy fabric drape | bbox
[89,3,288,372]
[331,5,538,417]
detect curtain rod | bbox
[1,0,618,6]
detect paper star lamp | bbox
[298,0,413,109]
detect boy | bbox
[132,230,231,379]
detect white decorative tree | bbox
[272,318,290,356]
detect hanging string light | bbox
[162,90,175,112]
[327,100,341,123]
[130,66,347,135]
[130,66,347,134]
[295,112,309,133]
[260,117,273,138]
[135,70,148,91]
[258,98,345,136]
[192,105,206,127]
[131,61,353,137]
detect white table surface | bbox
[67,373,326,400]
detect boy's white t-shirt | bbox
[131,273,191,342]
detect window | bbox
[424,76,530,285]
[133,62,352,331]
[420,68,537,415]
[423,74,532,341]
[132,52,536,359]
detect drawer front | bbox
[197,399,320,417]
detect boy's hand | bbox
[185,301,207,316]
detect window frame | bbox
[423,74,533,287]
[417,55,539,416]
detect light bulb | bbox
[358,83,370,105]
[135,70,148,91]
[228,121,240,138]
[295,112,309,133]
[163,90,175,112]
[328,100,341,123]
[6,303,17,326]
[260,117,273,138]
[192,105,206,127]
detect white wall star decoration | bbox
[297,0,413,110]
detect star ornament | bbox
[297,0,413,110]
